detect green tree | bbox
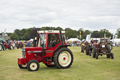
[22,28,33,40]
[98,29,112,38]
[55,27,63,30]
[91,31,99,38]
[116,28,120,38]
[10,33,18,40]
[41,26,63,30]
[82,30,91,39]
[65,28,77,39]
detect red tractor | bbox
[17,42,23,49]
[4,42,13,50]
[18,30,74,71]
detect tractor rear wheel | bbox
[111,53,114,59]
[107,45,111,53]
[53,48,73,69]
[96,53,98,59]
[0,45,2,51]
[86,45,89,55]
[18,64,27,69]
[9,45,13,50]
[92,46,96,58]
[27,60,39,71]
[89,51,91,56]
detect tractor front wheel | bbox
[18,64,27,69]
[53,48,73,69]
[89,51,91,56]
[92,46,96,58]
[86,45,89,55]
[111,53,114,59]
[27,60,39,71]
[81,45,84,53]
[107,54,110,58]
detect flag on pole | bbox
[4,29,6,33]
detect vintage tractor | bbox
[81,41,90,55]
[91,38,113,59]
[17,42,23,49]
[4,42,13,50]
[18,30,74,71]
[88,40,98,57]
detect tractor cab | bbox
[37,30,66,49]
[18,30,73,71]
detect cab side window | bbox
[48,34,59,47]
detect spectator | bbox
[28,41,30,47]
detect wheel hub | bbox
[63,57,66,60]
[32,65,35,67]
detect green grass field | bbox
[0,47,120,80]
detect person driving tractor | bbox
[50,34,57,47]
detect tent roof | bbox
[67,38,81,42]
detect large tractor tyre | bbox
[27,60,39,71]
[92,46,96,58]
[111,53,114,59]
[53,48,73,69]
[17,46,19,49]
[89,51,91,56]
[2,45,5,51]
[86,45,89,55]
[107,45,111,53]
[9,45,13,50]
[96,53,98,59]
[81,45,84,53]
[107,54,110,58]
[45,63,55,67]
[18,64,27,69]
[0,45,2,51]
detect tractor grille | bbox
[22,48,26,58]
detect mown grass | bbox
[0,47,120,80]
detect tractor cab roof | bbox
[37,30,65,34]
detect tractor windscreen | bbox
[38,34,46,48]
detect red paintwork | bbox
[18,32,67,65]
[4,42,11,49]
[93,43,98,47]
[18,58,26,65]
[84,41,89,45]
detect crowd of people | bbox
[0,40,35,51]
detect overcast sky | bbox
[0,0,120,34]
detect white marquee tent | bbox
[67,38,81,43]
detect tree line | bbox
[7,26,120,40]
